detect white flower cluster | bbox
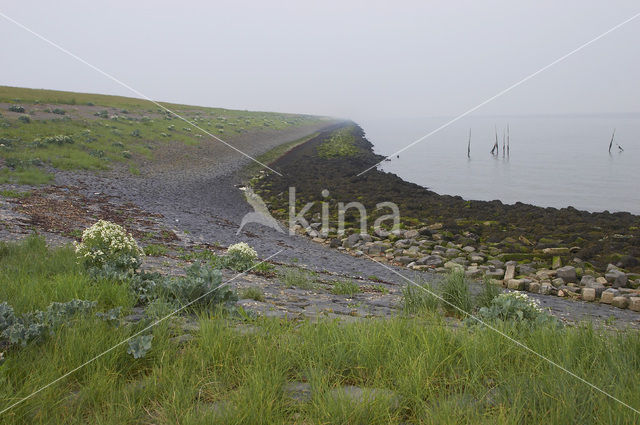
[227,242,258,260]
[74,220,143,269]
[499,291,543,312]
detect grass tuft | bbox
[240,287,265,302]
[281,268,317,290]
[330,279,362,296]
[440,269,473,317]
[402,275,439,315]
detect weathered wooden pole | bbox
[491,125,499,155]
[467,128,471,158]
[609,129,616,153]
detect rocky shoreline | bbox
[252,123,640,313]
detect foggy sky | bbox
[2,1,639,122]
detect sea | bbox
[359,114,640,214]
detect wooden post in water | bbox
[502,129,505,158]
[491,125,499,155]
[467,128,471,158]
[609,129,616,153]
[507,124,510,156]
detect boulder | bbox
[552,256,562,269]
[519,264,537,275]
[580,275,605,297]
[374,228,390,238]
[416,255,444,267]
[470,254,486,263]
[343,234,360,249]
[628,297,640,312]
[404,229,419,239]
[487,259,505,270]
[418,227,433,236]
[536,269,556,280]
[551,278,565,288]
[504,261,517,281]
[507,279,525,290]
[329,238,341,248]
[580,275,596,286]
[485,269,505,279]
[581,287,596,301]
[605,270,628,288]
[600,288,620,304]
[543,247,570,255]
[528,281,540,294]
[539,282,552,295]
[444,261,464,270]
[366,244,382,256]
[445,248,460,258]
[611,296,629,309]
[462,246,476,253]
[451,257,469,266]
[556,266,577,283]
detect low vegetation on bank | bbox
[316,126,360,159]
[0,86,320,184]
[1,224,640,423]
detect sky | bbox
[1,1,640,122]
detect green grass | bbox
[0,235,134,314]
[316,126,359,159]
[0,167,53,185]
[476,276,503,309]
[402,275,439,315]
[330,279,362,296]
[0,190,31,198]
[440,269,473,317]
[143,244,169,257]
[280,268,317,290]
[2,238,640,423]
[239,287,265,302]
[3,310,640,423]
[0,85,321,184]
[177,248,222,264]
[250,261,276,276]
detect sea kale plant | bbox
[75,220,144,273]
[128,263,237,310]
[127,334,153,359]
[225,242,258,271]
[154,262,237,309]
[472,291,562,329]
[1,300,96,347]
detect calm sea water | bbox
[359,114,640,215]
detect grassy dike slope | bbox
[1,237,640,424]
[0,86,323,184]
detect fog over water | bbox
[359,114,640,214]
